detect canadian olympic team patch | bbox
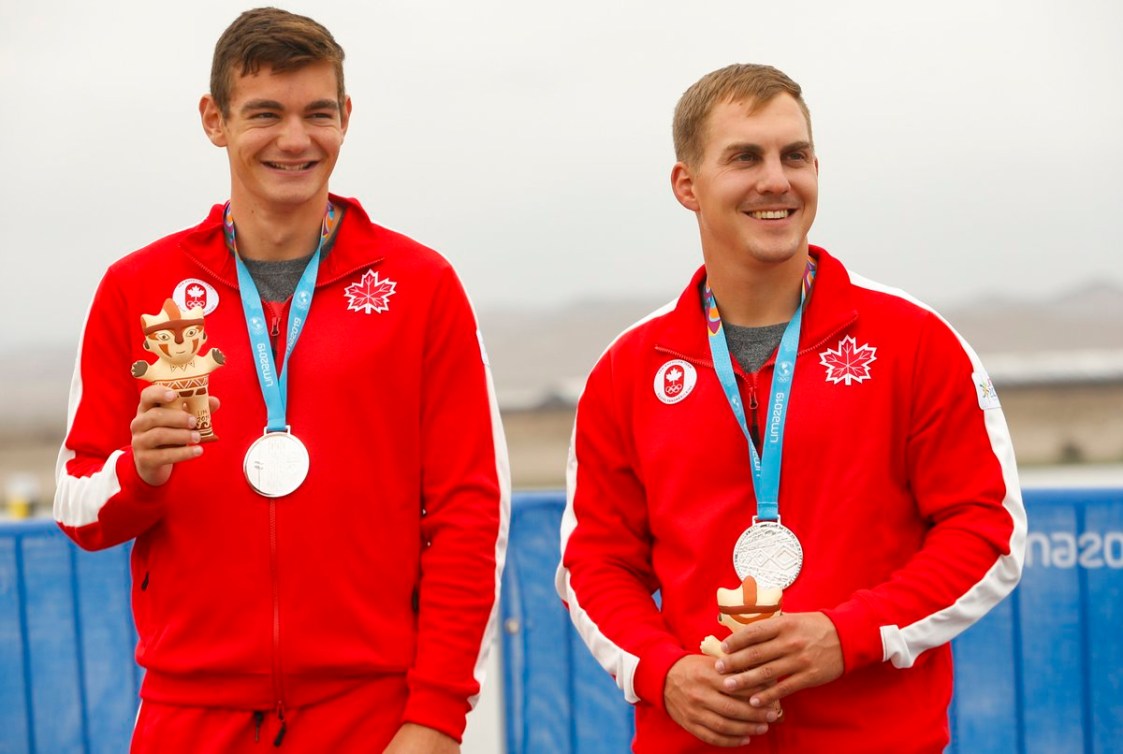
[654,360,697,405]
[173,278,219,315]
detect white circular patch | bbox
[173,278,219,316]
[654,359,697,405]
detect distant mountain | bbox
[478,297,667,407]
[4,282,1123,436]
[478,281,1123,407]
[937,282,1123,354]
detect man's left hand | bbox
[383,722,459,754]
[714,612,844,708]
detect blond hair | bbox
[673,64,812,166]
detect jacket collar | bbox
[179,194,384,291]
[654,245,858,368]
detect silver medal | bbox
[732,518,804,589]
[243,430,309,498]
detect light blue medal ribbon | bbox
[224,202,333,497]
[704,260,815,588]
[233,252,321,432]
[704,288,803,521]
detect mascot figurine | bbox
[700,574,782,658]
[132,298,225,441]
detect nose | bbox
[756,155,791,194]
[276,116,312,152]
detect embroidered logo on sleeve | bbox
[173,278,219,316]
[973,371,1001,410]
[819,336,877,385]
[655,360,697,404]
[344,270,397,314]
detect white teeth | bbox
[267,162,313,171]
[749,209,792,219]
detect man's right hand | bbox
[130,386,217,486]
[664,654,781,748]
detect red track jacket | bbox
[558,247,1025,753]
[54,196,510,742]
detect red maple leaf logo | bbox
[819,336,877,385]
[344,270,397,314]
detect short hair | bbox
[210,7,346,117]
[673,64,812,166]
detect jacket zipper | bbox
[747,379,761,452]
[269,499,286,742]
[273,700,287,746]
[267,304,286,363]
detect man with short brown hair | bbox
[54,8,509,753]
[559,63,1025,752]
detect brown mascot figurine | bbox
[700,574,782,658]
[131,298,225,441]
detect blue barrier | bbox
[1,489,1120,753]
[0,520,140,754]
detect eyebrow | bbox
[239,99,340,115]
[305,99,341,113]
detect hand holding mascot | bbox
[132,299,225,441]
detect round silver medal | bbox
[732,518,804,589]
[243,431,310,498]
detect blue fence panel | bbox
[948,592,1021,753]
[0,536,33,754]
[0,522,136,754]
[1,488,1121,753]
[501,492,634,754]
[1083,497,1123,753]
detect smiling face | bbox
[671,94,818,272]
[200,61,351,216]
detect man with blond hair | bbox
[54,8,509,752]
[558,63,1025,752]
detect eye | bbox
[156,332,172,341]
[785,151,809,163]
[184,327,200,338]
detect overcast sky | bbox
[2,0,1120,353]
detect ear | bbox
[670,161,700,212]
[143,341,152,351]
[339,95,353,139]
[199,94,228,147]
